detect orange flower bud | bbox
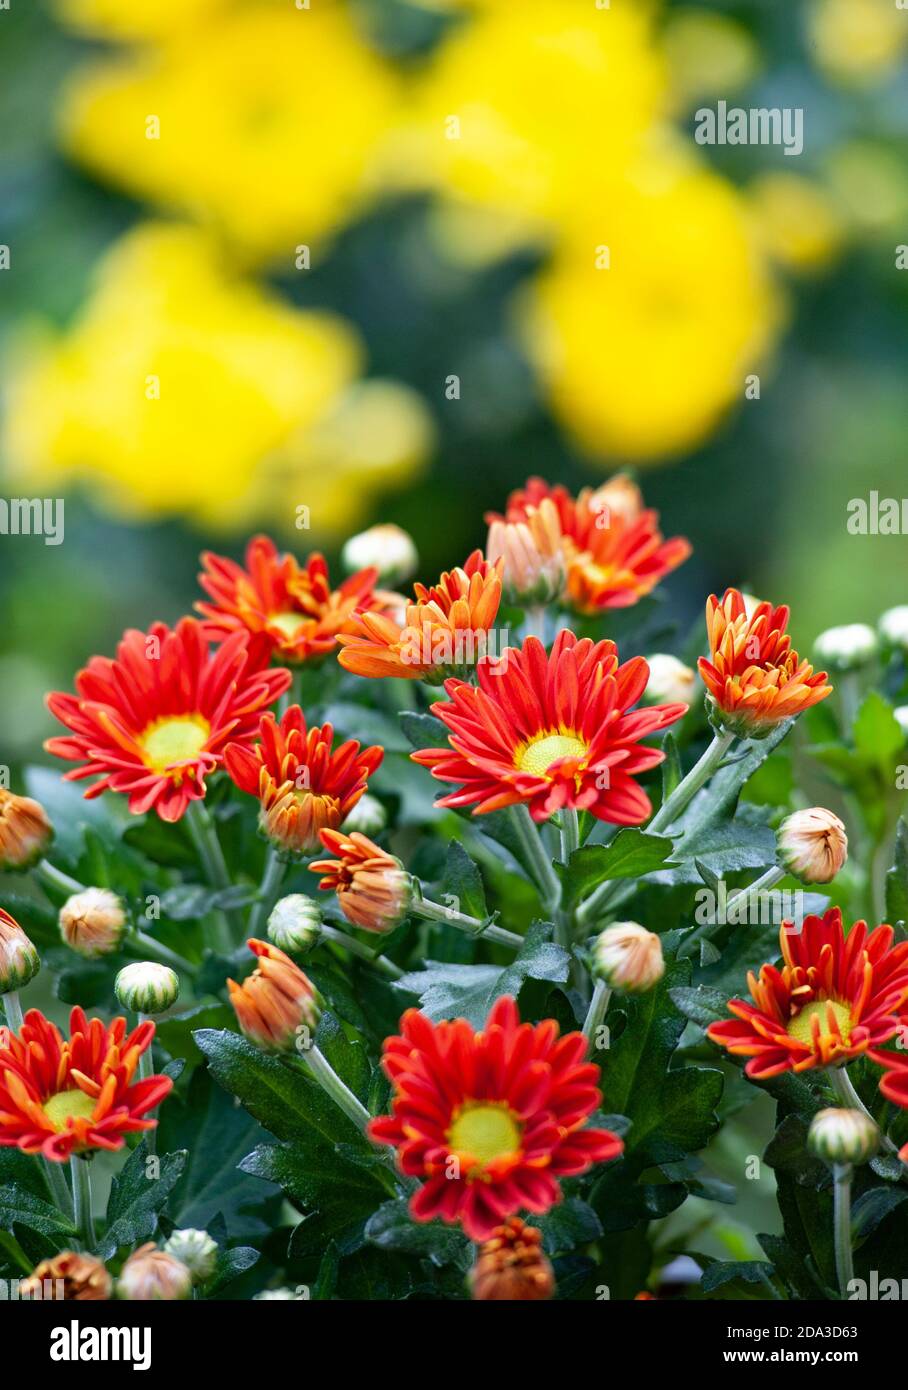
[309,829,412,933]
[20,1250,111,1301]
[470,1218,555,1301]
[0,790,52,871]
[0,908,40,994]
[778,807,848,884]
[59,888,125,958]
[592,922,664,994]
[117,1243,192,1301]
[227,938,321,1053]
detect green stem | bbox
[35,859,84,897]
[681,865,785,957]
[304,1045,371,1133]
[828,1066,901,1160]
[560,808,580,863]
[2,989,24,1033]
[247,848,286,939]
[414,895,524,949]
[319,923,404,979]
[70,1157,95,1252]
[582,980,611,1045]
[838,672,861,733]
[832,1162,854,1299]
[126,931,195,976]
[509,804,562,913]
[137,1013,156,1157]
[522,606,549,644]
[43,1156,74,1218]
[185,800,238,951]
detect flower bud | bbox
[20,1251,111,1301]
[115,961,180,1015]
[254,1287,307,1300]
[814,623,878,672]
[808,1107,879,1166]
[0,790,52,871]
[592,922,664,994]
[470,1218,554,1301]
[588,474,642,524]
[267,894,322,955]
[309,830,413,934]
[777,807,847,884]
[879,606,908,651]
[643,654,697,707]
[0,908,40,995]
[342,524,418,587]
[162,1229,218,1286]
[59,887,125,958]
[341,792,388,838]
[117,1243,192,1301]
[228,938,322,1053]
[486,497,564,606]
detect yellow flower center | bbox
[139,715,211,774]
[516,732,588,778]
[268,610,308,641]
[786,998,853,1046]
[43,1088,97,1132]
[447,1101,522,1168]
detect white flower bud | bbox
[814,623,878,672]
[267,895,322,955]
[341,793,387,837]
[879,606,908,650]
[115,961,180,1015]
[162,1229,218,1286]
[643,654,697,707]
[777,807,848,884]
[59,888,125,958]
[342,524,418,586]
[808,1107,879,1165]
[592,922,664,994]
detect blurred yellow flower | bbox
[661,9,762,109]
[518,150,782,460]
[808,0,907,85]
[53,0,228,42]
[748,172,846,274]
[823,140,908,237]
[407,0,665,230]
[59,4,401,263]
[2,223,429,531]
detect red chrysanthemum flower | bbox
[46,618,291,822]
[197,534,379,665]
[706,909,908,1079]
[0,1007,171,1161]
[698,588,832,736]
[489,475,690,613]
[224,705,383,854]
[871,1053,908,1160]
[411,630,687,824]
[368,995,622,1241]
[336,550,503,682]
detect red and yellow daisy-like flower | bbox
[309,828,412,933]
[872,1055,908,1160]
[46,618,291,823]
[706,909,908,1079]
[198,534,379,665]
[336,550,503,682]
[411,631,687,824]
[490,475,690,613]
[698,588,832,736]
[223,705,383,855]
[0,1007,171,1161]
[368,995,623,1241]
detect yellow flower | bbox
[408,0,665,230]
[808,0,908,86]
[58,5,401,263]
[748,172,847,275]
[3,223,428,529]
[518,149,782,460]
[661,10,762,109]
[53,0,227,42]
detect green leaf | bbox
[99,1142,187,1259]
[314,1012,372,1107]
[160,883,256,921]
[395,920,569,1027]
[24,764,130,864]
[668,807,777,881]
[853,691,905,766]
[205,1245,260,1298]
[399,711,449,750]
[0,1184,76,1242]
[441,840,487,921]
[886,818,908,927]
[365,1199,470,1266]
[559,830,675,911]
[243,1141,389,1259]
[661,732,683,802]
[322,702,411,752]
[700,1259,776,1298]
[852,1187,908,1246]
[535,1197,603,1255]
[668,984,730,1030]
[674,720,795,842]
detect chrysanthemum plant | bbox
[2,479,908,1302]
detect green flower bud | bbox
[267,895,322,955]
[115,961,180,1015]
[162,1229,218,1285]
[808,1106,879,1166]
[0,909,40,996]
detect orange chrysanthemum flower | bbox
[411,631,687,824]
[706,909,908,1079]
[336,550,503,682]
[698,588,832,736]
[223,706,382,855]
[198,534,379,665]
[46,618,291,823]
[227,939,321,1053]
[490,475,690,613]
[0,1007,171,1161]
[309,828,412,933]
[368,996,623,1242]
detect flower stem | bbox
[126,931,195,976]
[43,1156,74,1218]
[509,804,562,914]
[560,808,580,863]
[185,800,238,950]
[648,729,736,835]
[319,923,404,979]
[828,1066,902,1160]
[2,989,23,1033]
[71,1157,96,1251]
[680,865,785,957]
[35,858,84,898]
[414,896,524,949]
[137,1013,156,1157]
[832,1162,854,1298]
[582,979,611,1045]
[247,847,286,939]
[304,1044,371,1133]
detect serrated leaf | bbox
[853,691,905,765]
[886,819,908,927]
[0,1184,76,1241]
[559,830,675,911]
[365,1199,470,1266]
[399,711,449,751]
[99,1142,187,1259]
[441,840,488,921]
[668,984,730,1030]
[160,883,255,922]
[535,1197,603,1255]
[851,1187,908,1245]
